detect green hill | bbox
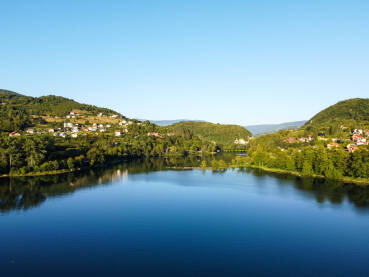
[0,89,124,132]
[303,98,369,135]
[166,121,252,145]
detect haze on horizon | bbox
[1,0,368,125]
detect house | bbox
[98,113,103,117]
[66,115,71,119]
[9,131,21,137]
[234,138,247,145]
[71,133,78,138]
[111,114,118,118]
[286,137,296,143]
[88,126,97,132]
[48,128,54,133]
[106,124,111,128]
[327,142,339,150]
[365,130,369,137]
[299,136,313,143]
[115,130,121,137]
[64,122,73,128]
[352,134,366,143]
[352,129,363,135]
[148,132,164,139]
[26,129,34,134]
[347,144,359,153]
[98,124,104,128]
[100,127,106,132]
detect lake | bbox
[1,158,369,276]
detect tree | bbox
[67,157,75,170]
[302,160,314,176]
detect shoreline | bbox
[3,161,369,186]
[167,164,369,186]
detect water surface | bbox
[1,159,369,276]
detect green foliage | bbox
[166,121,252,145]
[303,98,369,135]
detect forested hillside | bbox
[166,121,252,145]
[0,89,121,132]
[303,98,369,135]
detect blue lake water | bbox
[1,160,369,276]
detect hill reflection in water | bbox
[1,156,369,213]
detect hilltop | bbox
[303,98,369,135]
[166,121,252,145]
[0,89,125,132]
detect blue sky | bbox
[1,0,368,125]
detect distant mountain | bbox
[166,121,252,145]
[147,119,205,126]
[246,120,307,136]
[303,98,369,132]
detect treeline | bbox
[0,130,219,176]
[247,145,369,180]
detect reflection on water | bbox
[1,156,369,213]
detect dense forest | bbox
[166,121,252,145]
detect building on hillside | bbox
[347,144,359,153]
[9,131,21,137]
[106,124,111,128]
[352,134,366,144]
[286,137,296,143]
[26,129,34,134]
[111,114,118,118]
[115,130,121,137]
[234,138,247,145]
[299,136,313,143]
[148,132,164,139]
[327,142,339,150]
[352,129,363,135]
[71,133,78,138]
[64,122,73,128]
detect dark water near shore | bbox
[1,157,369,276]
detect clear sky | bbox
[1,0,368,125]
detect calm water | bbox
[1,158,369,277]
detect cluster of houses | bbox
[286,129,369,153]
[286,136,313,144]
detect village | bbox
[8,111,165,139]
[285,127,369,153]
